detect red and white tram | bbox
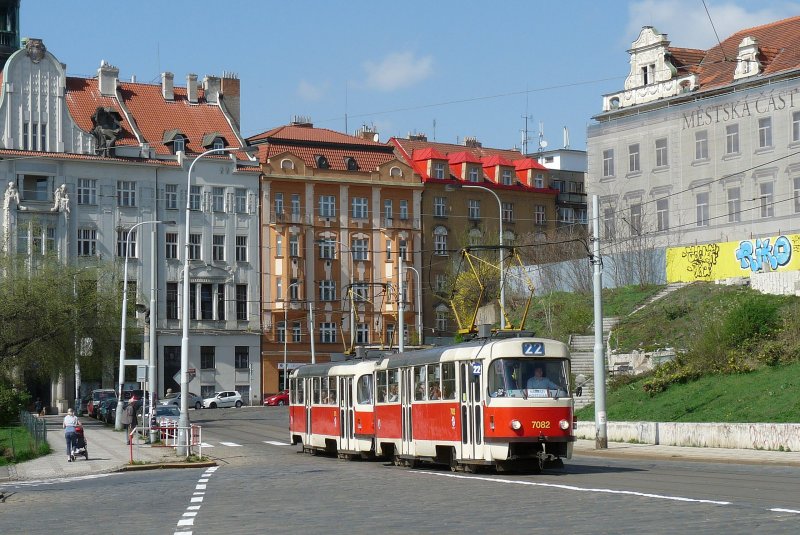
[289,336,577,472]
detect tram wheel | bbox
[392,453,403,467]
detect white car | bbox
[202,391,243,409]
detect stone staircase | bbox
[629,282,690,316]
[569,316,619,409]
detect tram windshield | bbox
[488,358,569,399]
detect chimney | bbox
[290,115,313,127]
[407,132,427,142]
[220,71,241,129]
[463,136,481,148]
[187,73,198,104]
[356,124,379,142]
[98,60,119,97]
[161,71,174,100]
[203,75,221,104]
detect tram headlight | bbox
[510,419,522,430]
[559,419,570,430]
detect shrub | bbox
[721,297,780,349]
[0,382,30,426]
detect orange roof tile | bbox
[65,77,137,147]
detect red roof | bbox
[514,158,548,171]
[411,147,447,161]
[448,151,481,165]
[482,155,514,167]
[248,124,398,172]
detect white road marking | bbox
[174,531,192,535]
[264,440,291,446]
[206,466,219,471]
[199,442,214,448]
[198,478,209,482]
[770,508,800,514]
[190,497,203,503]
[195,484,206,490]
[219,441,242,447]
[182,512,198,517]
[417,472,732,506]
[1,473,113,488]
[187,505,201,511]
[177,519,194,527]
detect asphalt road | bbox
[3,407,800,534]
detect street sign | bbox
[173,369,197,384]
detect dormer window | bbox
[501,168,513,186]
[315,155,330,169]
[201,132,227,151]
[213,139,224,150]
[173,136,185,154]
[641,64,655,85]
[163,129,188,155]
[433,162,446,179]
[468,166,480,182]
[344,157,359,171]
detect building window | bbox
[276,278,283,301]
[602,149,614,177]
[37,123,46,151]
[191,283,225,321]
[385,239,392,261]
[695,131,708,160]
[235,236,247,262]
[559,207,574,224]
[351,197,368,219]
[77,228,96,256]
[642,63,655,85]
[435,310,448,332]
[188,233,201,260]
[433,162,445,179]
[351,283,369,302]
[603,207,615,238]
[534,205,546,225]
[190,185,201,211]
[628,144,640,173]
[319,195,336,218]
[234,346,249,369]
[629,203,642,234]
[433,226,448,255]
[758,117,773,149]
[275,235,283,257]
[117,230,136,258]
[435,273,446,293]
[22,122,28,150]
[533,173,544,188]
[292,322,302,343]
[434,196,446,217]
[793,112,800,143]
[727,188,741,223]
[166,282,178,319]
[236,284,247,320]
[696,192,709,227]
[165,232,178,259]
[760,182,774,218]
[274,192,284,216]
[289,278,300,300]
[289,235,299,257]
[319,239,334,259]
[77,179,96,205]
[173,137,185,154]
[725,124,740,154]
[117,181,136,207]
[383,199,393,221]
[656,199,669,231]
[319,280,336,301]
[468,199,480,220]
[320,323,337,343]
[212,187,225,212]
[501,168,513,186]
[212,234,225,262]
[352,238,368,261]
[655,138,668,167]
[235,188,247,213]
[200,346,215,370]
[164,183,178,209]
[468,166,480,182]
[399,199,408,220]
[502,202,513,222]
[291,194,300,219]
[356,323,369,344]
[795,177,800,213]
[399,239,408,261]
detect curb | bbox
[118,460,218,472]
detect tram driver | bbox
[526,365,560,392]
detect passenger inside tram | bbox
[488,359,569,399]
[388,384,399,402]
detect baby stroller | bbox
[71,425,89,461]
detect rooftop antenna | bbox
[345,81,348,134]
[538,122,548,152]
[563,126,570,149]
[521,114,533,155]
[433,118,436,141]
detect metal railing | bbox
[134,422,203,461]
[18,410,48,449]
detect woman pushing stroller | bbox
[62,408,80,462]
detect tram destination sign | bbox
[522,342,545,356]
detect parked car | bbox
[98,397,118,424]
[123,389,144,401]
[202,391,243,409]
[159,391,203,410]
[89,389,116,418]
[264,390,289,406]
[152,405,181,427]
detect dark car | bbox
[264,390,289,406]
[98,397,118,424]
[123,389,144,401]
[89,389,116,418]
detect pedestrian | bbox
[62,408,80,462]
[34,397,43,416]
[122,397,137,445]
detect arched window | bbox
[280,159,294,170]
[433,226,448,256]
[389,166,403,178]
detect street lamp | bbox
[403,261,423,346]
[115,220,161,431]
[461,184,506,329]
[178,145,257,455]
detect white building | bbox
[0,38,262,410]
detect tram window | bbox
[376,370,387,403]
[289,379,295,404]
[387,369,399,402]
[329,379,338,405]
[427,364,441,400]
[357,374,373,404]
[442,362,456,400]
[297,379,304,404]
[313,377,321,404]
[487,359,569,398]
[414,365,426,401]
[321,377,330,404]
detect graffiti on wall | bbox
[667,233,800,282]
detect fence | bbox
[17,410,48,450]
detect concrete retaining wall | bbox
[576,421,800,451]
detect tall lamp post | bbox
[462,184,505,329]
[115,220,161,431]
[178,146,256,455]
[403,260,423,346]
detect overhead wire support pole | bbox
[591,195,608,449]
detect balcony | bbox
[382,217,420,230]
[557,191,587,205]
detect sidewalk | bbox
[1,414,180,482]
[573,439,800,467]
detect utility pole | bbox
[592,195,608,449]
[398,256,405,352]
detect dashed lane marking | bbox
[264,440,291,446]
[770,508,800,514]
[219,441,242,447]
[0,473,113,488]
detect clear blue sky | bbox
[23,0,800,150]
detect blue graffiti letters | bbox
[735,235,792,272]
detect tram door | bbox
[399,367,414,457]
[459,361,484,461]
[303,378,313,447]
[339,376,354,451]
